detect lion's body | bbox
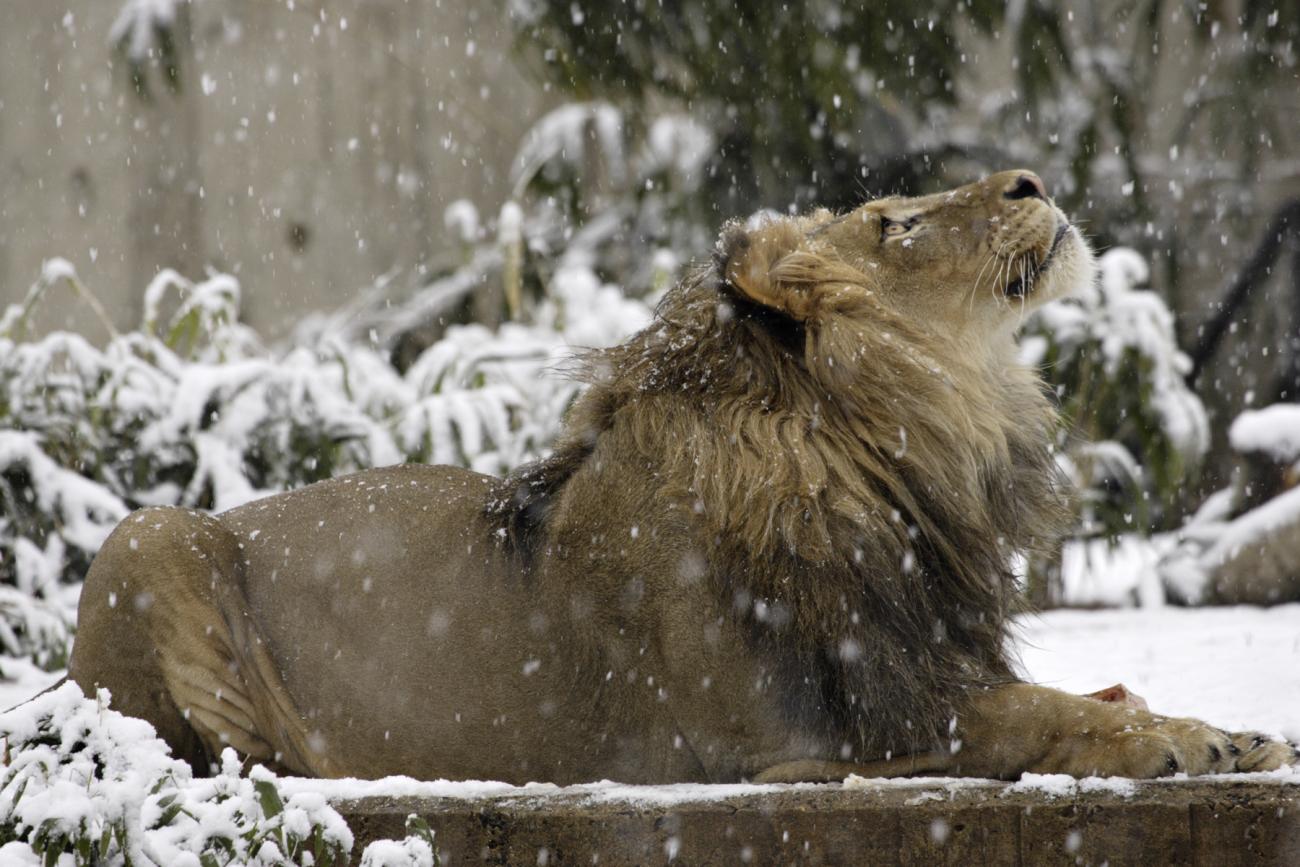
[73,458,859,784]
[76,462,790,783]
[69,171,1296,782]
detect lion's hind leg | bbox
[69,507,294,775]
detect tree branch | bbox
[1187,200,1300,384]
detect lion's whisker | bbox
[992,243,1012,304]
[969,252,998,313]
[1016,256,1029,324]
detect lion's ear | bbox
[720,218,816,320]
[720,210,840,319]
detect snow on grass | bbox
[1057,533,1170,608]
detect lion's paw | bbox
[1047,715,1241,778]
[1093,721,1298,777]
[1227,731,1300,773]
[1094,719,1237,777]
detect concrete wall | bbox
[339,777,1300,865]
[0,0,549,338]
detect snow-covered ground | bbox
[4,603,1298,761]
[1016,604,1300,742]
[0,655,61,710]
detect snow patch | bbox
[1229,404,1300,462]
[1006,774,1139,798]
[1202,486,1300,573]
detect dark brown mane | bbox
[493,253,1066,756]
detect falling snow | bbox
[2,0,1298,860]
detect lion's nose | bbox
[1004,173,1048,201]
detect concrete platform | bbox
[334,774,1300,865]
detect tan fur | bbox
[68,172,1295,782]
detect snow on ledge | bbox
[279,767,1299,808]
[1008,773,1139,798]
[281,777,801,806]
[281,775,996,806]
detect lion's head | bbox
[721,170,1094,345]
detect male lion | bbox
[69,171,1295,783]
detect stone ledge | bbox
[334,775,1300,865]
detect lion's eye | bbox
[881,216,919,240]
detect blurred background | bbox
[3,0,1300,669]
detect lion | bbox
[67,171,1296,783]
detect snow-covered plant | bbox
[0,431,125,668]
[0,682,353,866]
[0,584,75,674]
[514,101,627,198]
[0,240,652,662]
[110,0,193,98]
[1156,403,1300,606]
[1023,247,1209,538]
[359,816,439,867]
[1229,404,1300,470]
[1019,248,1210,605]
[111,0,190,63]
[314,102,700,395]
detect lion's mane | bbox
[494,235,1066,757]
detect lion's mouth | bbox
[1005,222,1071,299]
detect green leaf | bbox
[155,801,185,829]
[254,778,284,818]
[75,832,91,865]
[405,813,435,846]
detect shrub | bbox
[0,682,353,866]
[0,247,651,665]
[359,816,439,867]
[1021,248,1209,605]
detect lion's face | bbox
[723,170,1094,343]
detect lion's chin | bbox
[1008,223,1095,306]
